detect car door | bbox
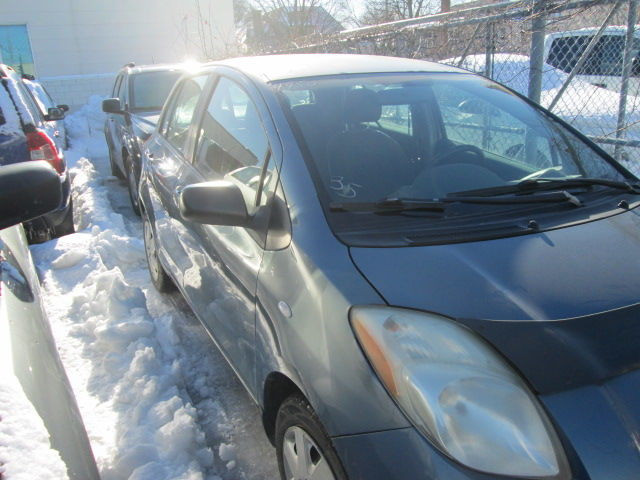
[111,73,129,170]
[145,74,211,287]
[106,73,124,160]
[174,73,278,394]
[0,224,101,480]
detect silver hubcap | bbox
[282,426,336,480]
[143,219,160,282]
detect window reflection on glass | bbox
[0,25,35,76]
[165,75,208,152]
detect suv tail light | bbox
[26,130,64,174]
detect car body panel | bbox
[0,65,71,238]
[0,224,100,480]
[139,54,640,479]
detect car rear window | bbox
[130,70,182,111]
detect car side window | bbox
[15,81,44,123]
[164,75,208,153]
[193,76,270,211]
[112,74,122,97]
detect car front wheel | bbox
[142,214,174,293]
[126,156,141,216]
[107,139,124,179]
[276,394,347,480]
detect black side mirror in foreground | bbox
[179,181,250,227]
[0,161,62,230]
[102,98,124,114]
[45,107,65,121]
[57,104,70,112]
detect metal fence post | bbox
[528,0,546,104]
[615,0,638,161]
[485,22,495,79]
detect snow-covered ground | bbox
[29,97,278,480]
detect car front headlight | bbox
[351,306,569,478]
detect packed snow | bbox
[28,96,278,480]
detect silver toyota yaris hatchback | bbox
[139,54,640,480]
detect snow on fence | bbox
[39,73,116,111]
[268,0,640,168]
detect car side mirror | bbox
[45,106,65,121]
[179,181,250,226]
[0,161,62,230]
[57,104,70,112]
[102,98,124,114]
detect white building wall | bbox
[2,0,235,77]
[1,0,235,106]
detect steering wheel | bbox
[433,144,485,166]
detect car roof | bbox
[204,54,465,82]
[546,27,636,39]
[121,63,191,75]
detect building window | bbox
[0,25,35,76]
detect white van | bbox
[544,27,640,93]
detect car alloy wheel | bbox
[276,394,346,480]
[282,426,336,480]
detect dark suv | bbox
[0,64,73,243]
[103,63,186,214]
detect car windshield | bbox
[275,72,631,206]
[130,70,182,111]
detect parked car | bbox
[103,63,187,215]
[0,64,73,243]
[0,161,100,480]
[140,54,640,480]
[545,27,640,93]
[22,75,70,149]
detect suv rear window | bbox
[130,70,182,111]
[547,35,640,76]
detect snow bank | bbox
[30,99,222,480]
[65,95,109,161]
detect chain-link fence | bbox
[264,0,640,171]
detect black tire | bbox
[53,197,75,237]
[125,155,141,216]
[142,214,174,293]
[276,394,348,480]
[107,138,124,179]
[25,223,52,244]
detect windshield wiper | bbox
[330,190,582,213]
[452,177,640,198]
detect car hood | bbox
[131,111,160,139]
[350,208,640,393]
